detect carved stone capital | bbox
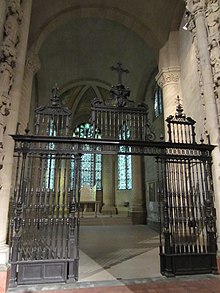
[155,67,180,88]
[26,51,40,74]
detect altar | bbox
[80,185,101,217]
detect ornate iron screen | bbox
[8,66,217,287]
[91,62,155,141]
[8,88,82,286]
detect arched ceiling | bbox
[30,0,185,52]
[30,0,185,110]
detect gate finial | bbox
[175,96,186,119]
[166,96,196,143]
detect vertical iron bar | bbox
[9,149,27,287]
[68,152,81,282]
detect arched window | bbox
[118,123,132,190]
[154,84,163,118]
[46,123,56,190]
[72,123,102,190]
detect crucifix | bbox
[111,62,129,84]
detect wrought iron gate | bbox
[157,103,217,275]
[8,91,83,286]
[8,68,217,286]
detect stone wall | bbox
[179,13,208,141]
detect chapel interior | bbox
[0,1,220,292]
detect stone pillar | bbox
[186,0,220,248]
[156,66,181,128]
[0,0,32,272]
[102,155,117,215]
[156,32,181,139]
[130,156,146,225]
[0,0,23,268]
[0,0,6,45]
[0,0,23,179]
[18,51,40,133]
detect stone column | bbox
[18,51,40,133]
[205,1,220,125]
[0,0,23,177]
[0,0,32,269]
[0,0,6,45]
[102,155,117,215]
[156,66,181,128]
[0,0,23,268]
[130,156,146,224]
[156,32,181,140]
[186,0,220,248]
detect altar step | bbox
[80,215,132,226]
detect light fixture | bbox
[182,11,190,31]
[182,22,189,31]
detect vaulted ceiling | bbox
[29,0,185,116]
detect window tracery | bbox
[118,123,132,190]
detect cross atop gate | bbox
[111,62,129,85]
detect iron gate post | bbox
[163,231,175,277]
[8,198,22,287]
[68,153,81,282]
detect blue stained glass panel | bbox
[46,125,56,189]
[118,124,132,190]
[72,123,102,190]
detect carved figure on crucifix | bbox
[110,62,132,107]
[50,84,61,107]
[111,62,129,85]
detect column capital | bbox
[155,66,180,88]
[26,50,40,74]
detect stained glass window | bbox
[118,124,132,190]
[46,124,56,190]
[72,123,102,190]
[154,84,163,118]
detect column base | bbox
[130,208,147,225]
[101,205,118,216]
[0,265,10,293]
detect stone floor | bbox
[10,275,220,293]
[7,217,220,293]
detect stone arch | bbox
[29,6,161,54]
[59,79,112,128]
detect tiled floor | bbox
[7,219,220,293]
